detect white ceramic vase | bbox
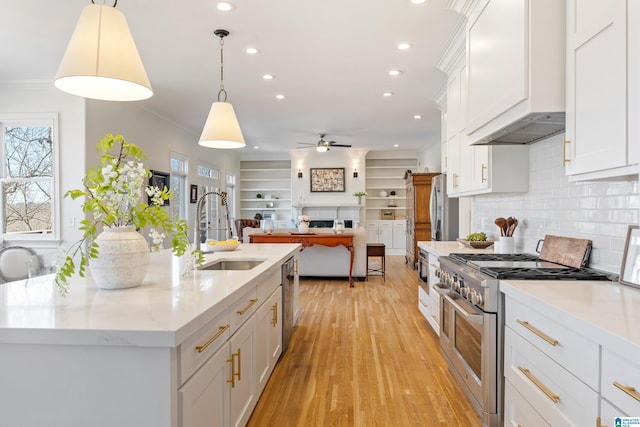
[298,222,310,233]
[89,226,150,290]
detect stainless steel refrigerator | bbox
[429,174,459,241]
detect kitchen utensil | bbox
[505,217,514,236]
[495,218,506,236]
[537,235,592,268]
[510,219,518,236]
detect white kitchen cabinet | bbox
[426,252,442,334]
[564,0,638,180]
[504,379,550,427]
[465,0,565,144]
[601,347,640,419]
[256,286,282,396]
[179,342,229,427]
[468,145,529,194]
[229,314,258,427]
[446,55,472,195]
[391,220,406,251]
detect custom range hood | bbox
[469,112,566,145]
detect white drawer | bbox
[179,308,230,385]
[378,221,393,228]
[504,326,598,427]
[600,397,628,427]
[505,295,599,389]
[230,286,259,333]
[257,266,281,304]
[365,221,379,228]
[601,347,640,416]
[391,220,405,228]
[504,378,550,427]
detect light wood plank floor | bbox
[247,256,482,427]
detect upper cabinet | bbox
[564,0,639,181]
[465,0,566,145]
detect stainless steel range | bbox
[435,252,611,427]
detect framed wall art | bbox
[149,170,170,206]
[620,225,640,289]
[310,167,345,192]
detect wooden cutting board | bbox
[538,235,592,268]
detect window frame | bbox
[0,113,60,242]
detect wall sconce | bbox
[353,169,358,178]
[298,168,303,178]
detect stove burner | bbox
[449,253,538,263]
[479,266,611,280]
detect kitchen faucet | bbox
[194,191,234,252]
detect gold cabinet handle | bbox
[227,349,239,387]
[597,416,609,427]
[195,324,230,353]
[237,298,258,315]
[518,366,560,403]
[481,164,487,182]
[517,320,559,346]
[614,381,640,402]
[562,137,571,164]
[271,302,278,326]
[294,258,298,274]
[453,173,459,188]
[236,347,242,381]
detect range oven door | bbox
[439,292,497,423]
[417,249,429,291]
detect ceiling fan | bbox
[297,134,352,152]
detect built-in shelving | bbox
[239,160,292,221]
[365,157,417,221]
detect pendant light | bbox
[199,29,246,149]
[55,1,152,101]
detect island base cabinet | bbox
[601,347,640,418]
[256,286,283,396]
[179,342,230,427]
[229,314,258,427]
[504,379,550,427]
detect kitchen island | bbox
[0,243,300,427]
[500,279,640,425]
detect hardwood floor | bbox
[247,256,482,427]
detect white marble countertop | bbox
[500,280,640,356]
[417,240,496,257]
[0,243,300,348]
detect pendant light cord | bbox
[218,35,227,102]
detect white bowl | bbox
[208,240,240,252]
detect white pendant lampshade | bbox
[199,101,246,149]
[54,3,153,101]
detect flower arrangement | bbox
[298,215,311,224]
[54,134,204,295]
[353,191,367,197]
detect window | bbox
[170,153,188,221]
[0,116,57,240]
[197,164,224,240]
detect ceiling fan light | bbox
[199,101,246,149]
[54,4,152,101]
[316,145,328,153]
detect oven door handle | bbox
[432,283,450,295]
[443,293,483,325]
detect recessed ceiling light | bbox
[382,92,394,97]
[262,74,275,80]
[414,114,422,119]
[245,47,259,54]
[216,2,235,11]
[394,144,399,148]
[389,69,402,76]
[275,94,285,100]
[411,0,427,4]
[397,42,412,50]
[253,146,259,149]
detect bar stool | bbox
[366,243,385,280]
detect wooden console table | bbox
[249,233,355,287]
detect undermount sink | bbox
[198,259,264,271]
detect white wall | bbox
[471,134,639,274]
[0,83,86,248]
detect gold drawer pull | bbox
[237,298,258,315]
[271,302,278,326]
[562,137,571,164]
[517,320,559,346]
[518,366,560,403]
[195,324,230,353]
[614,381,640,402]
[481,164,487,182]
[227,348,240,387]
[597,416,608,427]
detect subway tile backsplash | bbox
[471,134,639,274]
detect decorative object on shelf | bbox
[381,210,394,219]
[390,190,396,196]
[310,167,345,192]
[55,1,153,101]
[199,29,245,149]
[254,212,263,220]
[256,193,263,199]
[190,184,198,203]
[149,170,170,206]
[297,215,311,233]
[353,191,367,205]
[262,210,276,220]
[54,134,203,296]
[266,201,274,208]
[379,189,388,197]
[261,219,274,234]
